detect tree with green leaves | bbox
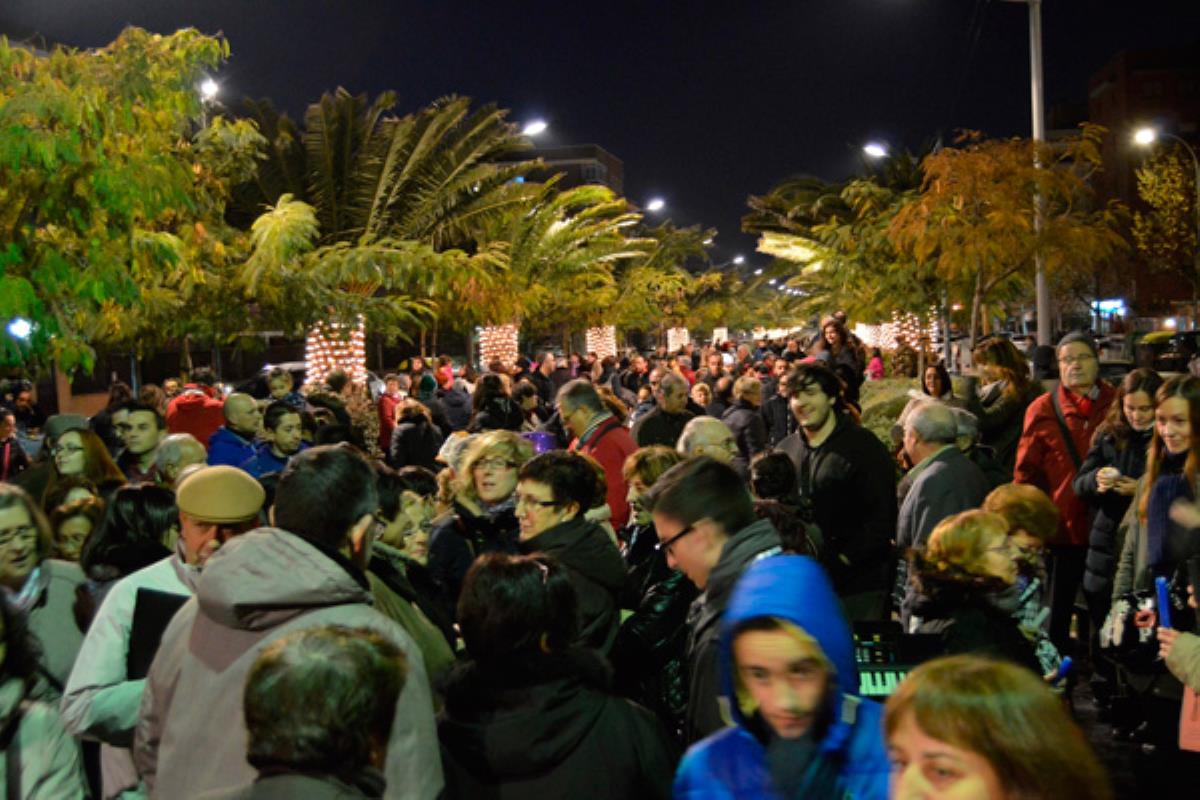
[471,178,655,347]
[1133,146,1198,320]
[0,28,264,372]
[887,127,1127,345]
[231,89,540,361]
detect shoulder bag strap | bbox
[1050,390,1084,470]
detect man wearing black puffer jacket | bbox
[777,363,897,622]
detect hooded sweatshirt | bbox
[437,649,676,799]
[674,556,890,800]
[132,528,442,800]
[519,515,627,654]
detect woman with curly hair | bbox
[904,509,1041,674]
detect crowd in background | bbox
[0,312,1193,798]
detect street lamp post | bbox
[1135,127,1200,328]
[1000,0,1050,346]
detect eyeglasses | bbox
[474,457,517,472]
[656,524,695,555]
[1057,354,1095,366]
[51,444,84,457]
[0,525,38,549]
[515,493,558,510]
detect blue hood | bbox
[720,555,859,748]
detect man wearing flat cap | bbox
[62,466,265,799]
[134,445,442,800]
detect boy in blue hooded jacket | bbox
[673,556,890,799]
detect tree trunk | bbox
[969,266,984,349]
[431,320,439,356]
[419,329,427,359]
[941,291,952,369]
[561,329,570,357]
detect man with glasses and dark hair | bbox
[134,445,442,800]
[1015,331,1116,653]
[645,456,781,743]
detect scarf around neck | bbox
[1147,451,1190,573]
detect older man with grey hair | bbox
[155,433,208,487]
[631,371,694,448]
[894,401,991,626]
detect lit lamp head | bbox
[1134,127,1157,147]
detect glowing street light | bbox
[521,119,548,137]
[1136,126,1200,327]
[732,255,745,265]
[6,318,32,340]
[863,142,888,159]
[645,197,666,213]
[702,237,714,246]
[200,78,219,101]
[753,268,763,275]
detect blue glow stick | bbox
[1050,656,1073,686]
[1156,576,1173,630]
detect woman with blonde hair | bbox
[905,510,1041,674]
[426,430,534,623]
[886,654,1111,800]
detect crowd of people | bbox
[0,315,1193,798]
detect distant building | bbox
[503,144,624,194]
[1088,45,1200,321]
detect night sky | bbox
[3,1,1199,267]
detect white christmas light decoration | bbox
[305,318,367,388]
[586,326,618,360]
[479,324,520,368]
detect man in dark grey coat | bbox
[895,401,991,627]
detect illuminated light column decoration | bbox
[479,324,520,368]
[666,327,690,353]
[305,318,367,388]
[586,326,618,360]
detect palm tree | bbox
[471,178,655,357]
[231,89,540,374]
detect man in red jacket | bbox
[557,379,636,529]
[1014,332,1115,653]
[165,367,226,448]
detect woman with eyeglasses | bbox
[904,509,1042,675]
[514,451,626,654]
[437,553,675,799]
[41,427,124,515]
[0,485,87,695]
[426,430,533,626]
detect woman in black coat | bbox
[962,338,1042,472]
[610,447,697,741]
[467,373,523,433]
[907,510,1042,676]
[438,553,676,800]
[1072,368,1162,630]
[388,400,444,472]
